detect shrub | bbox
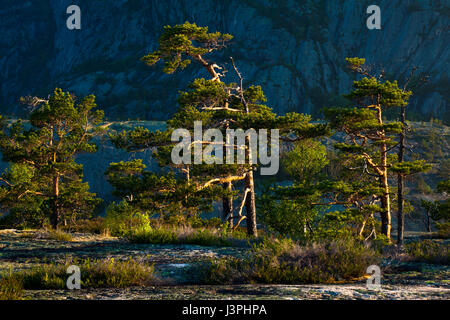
[405,240,449,265]
[202,237,380,284]
[4,257,155,290]
[128,225,177,244]
[257,196,319,240]
[77,258,155,288]
[105,201,151,236]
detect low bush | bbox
[405,240,449,265]
[202,237,380,284]
[104,201,151,236]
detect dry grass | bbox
[43,229,73,242]
[0,276,23,300]
[1,257,155,292]
[126,225,237,246]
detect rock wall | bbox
[0,0,448,121]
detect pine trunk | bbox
[377,106,391,239]
[244,116,257,236]
[50,175,60,229]
[245,169,257,237]
[397,105,406,245]
[222,182,234,228]
[380,172,392,238]
[397,174,404,243]
[427,213,432,232]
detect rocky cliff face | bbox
[0,0,448,121]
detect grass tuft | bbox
[45,229,73,242]
[0,275,23,300]
[1,257,155,291]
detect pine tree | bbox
[394,67,432,245]
[0,89,104,228]
[324,58,414,240]
[111,22,326,236]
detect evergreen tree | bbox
[111,22,326,236]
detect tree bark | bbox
[230,56,258,237]
[222,182,234,228]
[380,172,392,238]
[376,105,391,239]
[397,174,404,244]
[245,168,257,237]
[50,175,60,229]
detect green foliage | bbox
[105,159,222,218]
[416,175,432,194]
[112,22,329,238]
[436,222,450,239]
[202,237,380,284]
[258,197,319,240]
[405,240,449,265]
[104,198,241,245]
[322,57,427,240]
[264,177,386,241]
[258,139,329,240]
[76,258,154,288]
[345,57,366,70]
[282,139,329,182]
[390,160,432,175]
[437,179,450,194]
[421,179,450,226]
[438,159,450,179]
[104,201,151,236]
[416,124,448,162]
[346,77,412,107]
[141,22,233,74]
